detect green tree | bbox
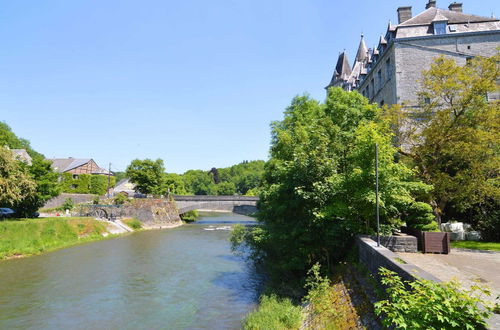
[241,89,434,281]
[164,173,188,195]
[182,169,215,195]
[0,123,59,216]
[0,147,37,210]
[392,53,500,225]
[125,158,166,195]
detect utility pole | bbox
[107,162,111,198]
[375,144,380,247]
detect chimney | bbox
[426,1,437,9]
[397,6,413,24]
[448,2,463,12]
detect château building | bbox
[326,1,500,107]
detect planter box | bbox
[402,227,450,254]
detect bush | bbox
[61,198,74,211]
[113,193,128,205]
[405,202,438,231]
[374,268,493,329]
[180,210,199,222]
[243,294,302,330]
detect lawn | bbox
[0,217,110,259]
[451,241,500,252]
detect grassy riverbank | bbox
[0,217,112,260]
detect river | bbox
[0,213,262,329]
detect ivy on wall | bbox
[59,173,116,195]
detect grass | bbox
[122,218,142,230]
[0,217,110,259]
[243,294,302,330]
[451,241,500,251]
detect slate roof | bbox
[400,7,498,26]
[11,149,32,165]
[335,52,352,78]
[50,158,91,172]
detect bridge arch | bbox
[173,195,258,216]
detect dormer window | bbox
[434,21,447,35]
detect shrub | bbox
[181,210,199,222]
[243,294,302,330]
[61,198,74,211]
[374,268,493,329]
[92,195,100,205]
[113,193,128,205]
[405,202,438,231]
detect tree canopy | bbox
[387,52,500,228]
[238,88,435,281]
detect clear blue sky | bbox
[1,1,498,173]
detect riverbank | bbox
[0,217,122,260]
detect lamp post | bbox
[376,144,380,247]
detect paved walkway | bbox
[398,249,500,328]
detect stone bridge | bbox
[173,195,259,215]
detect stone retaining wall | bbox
[120,199,182,229]
[44,193,96,209]
[373,234,417,253]
[357,236,440,283]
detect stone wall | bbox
[357,236,440,283]
[120,199,182,229]
[44,193,96,209]
[374,234,417,253]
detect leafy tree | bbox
[164,173,188,195]
[0,122,60,216]
[182,169,215,195]
[238,89,434,281]
[214,181,236,195]
[389,53,500,225]
[0,147,37,210]
[125,158,166,195]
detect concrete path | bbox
[398,249,500,328]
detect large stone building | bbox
[327,1,500,107]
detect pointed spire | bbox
[355,34,368,63]
[335,51,352,79]
[379,35,387,45]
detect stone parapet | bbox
[372,234,418,253]
[357,236,440,283]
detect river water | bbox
[0,213,262,329]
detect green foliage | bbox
[113,193,128,205]
[58,173,115,195]
[180,210,199,222]
[304,263,333,319]
[92,195,100,205]
[0,147,37,210]
[182,169,215,195]
[0,217,108,259]
[374,268,493,329]
[242,294,302,330]
[248,89,434,280]
[180,160,265,196]
[0,123,60,216]
[390,53,500,226]
[123,218,142,230]
[61,198,74,211]
[126,158,166,195]
[163,172,188,195]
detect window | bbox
[370,79,374,97]
[434,21,447,35]
[72,174,79,179]
[380,100,385,107]
[377,70,382,88]
[386,58,392,79]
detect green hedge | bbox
[59,173,116,195]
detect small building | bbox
[48,158,112,178]
[11,149,32,165]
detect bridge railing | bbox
[172,195,259,202]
